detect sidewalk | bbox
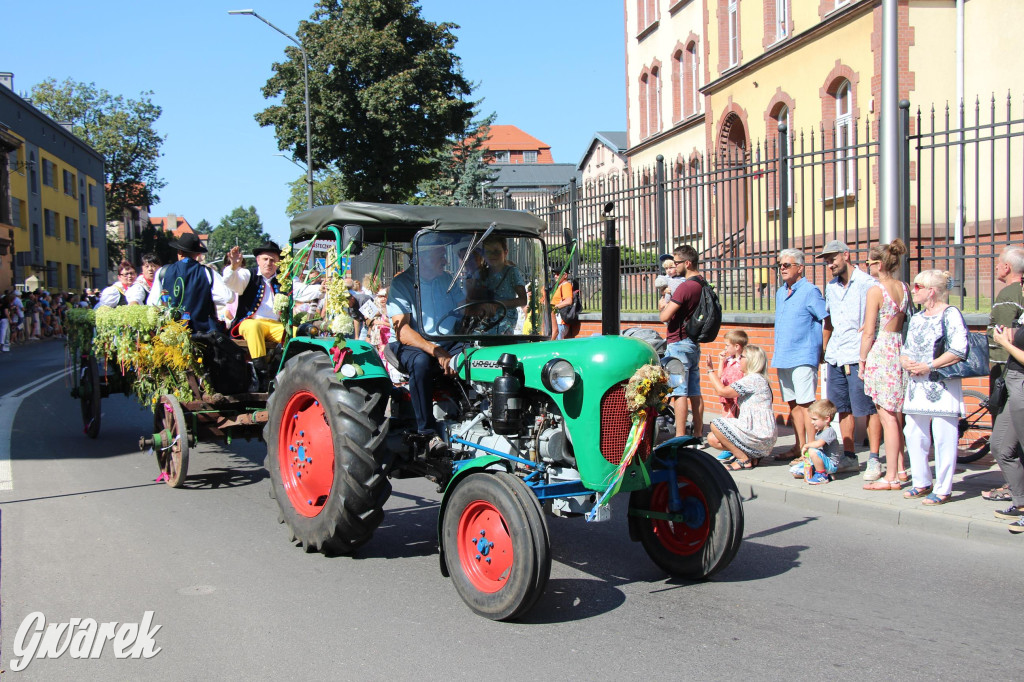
[714,424,1020,547]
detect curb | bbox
[733,478,1022,547]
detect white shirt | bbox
[222,267,321,321]
[95,283,129,309]
[146,261,236,307]
[125,278,152,305]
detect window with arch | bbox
[834,80,854,194]
[638,72,650,139]
[685,42,699,117]
[648,65,662,135]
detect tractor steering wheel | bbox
[437,300,508,335]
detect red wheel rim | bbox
[278,390,334,518]
[649,477,710,556]
[456,500,514,593]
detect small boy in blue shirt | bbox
[790,399,840,485]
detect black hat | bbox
[168,233,207,254]
[253,241,282,257]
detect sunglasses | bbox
[866,259,881,266]
[912,282,931,291]
[777,262,798,270]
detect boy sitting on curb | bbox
[790,399,841,485]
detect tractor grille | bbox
[599,381,654,465]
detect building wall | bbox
[0,85,106,292]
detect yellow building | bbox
[0,75,106,293]
[624,0,1024,272]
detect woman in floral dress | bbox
[899,270,970,505]
[706,345,779,468]
[860,240,911,490]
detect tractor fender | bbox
[281,338,389,381]
[436,455,513,578]
[626,442,707,543]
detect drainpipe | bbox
[879,0,899,245]
[954,0,965,290]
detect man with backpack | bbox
[659,245,721,440]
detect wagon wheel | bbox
[152,394,190,488]
[79,356,102,439]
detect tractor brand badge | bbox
[470,360,501,369]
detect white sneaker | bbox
[1,345,9,352]
[835,454,861,474]
[863,457,883,481]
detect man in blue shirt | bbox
[771,249,828,460]
[821,239,881,476]
[387,238,467,447]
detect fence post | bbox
[569,176,580,273]
[898,99,911,283]
[503,187,513,210]
[778,122,789,251]
[655,154,667,257]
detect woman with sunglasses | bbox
[859,240,911,490]
[95,260,137,309]
[898,269,970,505]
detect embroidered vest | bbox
[162,258,218,333]
[230,267,279,336]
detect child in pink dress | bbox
[717,330,748,418]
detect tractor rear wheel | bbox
[442,471,550,621]
[265,351,392,555]
[629,449,743,580]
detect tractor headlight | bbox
[542,358,576,393]
[661,356,684,389]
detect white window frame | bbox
[493,150,510,163]
[689,43,700,114]
[835,82,854,194]
[650,67,662,134]
[776,0,789,40]
[523,150,538,164]
[728,0,739,67]
[776,105,794,206]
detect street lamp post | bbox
[229,8,314,210]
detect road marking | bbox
[0,368,71,491]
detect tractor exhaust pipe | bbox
[600,202,620,336]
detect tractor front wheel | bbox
[442,471,550,621]
[629,449,743,580]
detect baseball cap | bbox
[819,240,850,258]
[659,253,674,263]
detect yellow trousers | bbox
[238,317,284,359]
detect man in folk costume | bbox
[224,242,297,389]
[147,233,235,333]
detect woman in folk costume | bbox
[95,260,137,309]
[126,252,161,305]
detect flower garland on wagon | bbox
[586,363,670,521]
[67,305,207,406]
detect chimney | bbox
[0,73,12,90]
[165,213,178,234]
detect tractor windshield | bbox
[402,230,551,340]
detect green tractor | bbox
[265,202,743,620]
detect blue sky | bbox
[3,1,626,244]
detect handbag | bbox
[989,366,1009,416]
[933,307,989,379]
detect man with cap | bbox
[224,242,288,375]
[147,232,235,333]
[820,239,881,475]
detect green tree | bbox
[284,166,347,217]
[135,221,177,266]
[415,111,498,206]
[30,78,166,222]
[193,219,212,235]
[256,0,474,203]
[105,227,128,269]
[206,206,271,261]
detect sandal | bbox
[727,459,753,471]
[983,485,1013,502]
[897,470,911,483]
[718,455,736,466]
[864,479,902,491]
[922,493,951,506]
[903,486,933,499]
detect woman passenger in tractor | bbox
[126,253,161,305]
[480,234,527,334]
[95,261,136,308]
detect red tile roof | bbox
[479,125,554,163]
[150,216,195,238]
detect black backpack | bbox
[684,277,722,344]
[561,289,582,323]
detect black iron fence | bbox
[484,93,1023,315]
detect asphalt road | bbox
[1,341,1022,680]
